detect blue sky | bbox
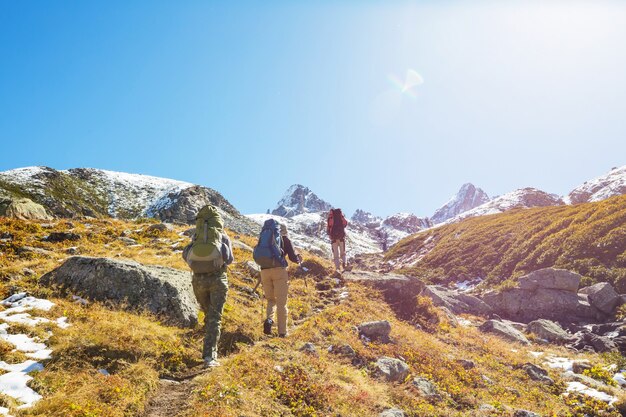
[1,1,625,217]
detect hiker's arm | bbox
[282,237,300,263]
[221,234,234,265]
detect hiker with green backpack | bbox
[183,205,233,368]
[253,219,301,338]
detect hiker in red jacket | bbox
[327,208,348,271]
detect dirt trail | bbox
[142,273,348,417]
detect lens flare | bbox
[387,69,424,99]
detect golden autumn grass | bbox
[0,217,624,416]
[386,195,626,291]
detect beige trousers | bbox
[331,239,346,269]
[260,267,289,335]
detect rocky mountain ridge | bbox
[0,166,257,234]
[430,183,490,224]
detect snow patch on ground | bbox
[0,294,70,412]
[566,381,617,403]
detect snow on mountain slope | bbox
[446,188,563,223]
[246,213,380,257]
[271,185,333,218]
[431,183,490,225]
[67,168,194,217]
[566,166,626,204]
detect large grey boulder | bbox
[522,363,554,385]
[579,282,621,314]
[358,320,392,342]
[0,197,53,221]
[412,377,441,399]
[40,256,199,328]
[527,319,572,344]
[518,268,580,292]
[481,269,603,322]
[423,285,492,315]
[375,357,410,382]
[479,320,530,345]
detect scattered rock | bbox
[65,246,80,255]
[40,256,199,328]
[241,261,261,279]
[527,319,572,344]
[412,377,441,399]
[479,320,530,345]
[579,282,621,314]
[438,306,459,327]
[358,320,391,342]
[182,228,195,237]
[117,237,138,246]
[456,359,475,369]
[22,268,35,276]
[572,360,592,374]
[17,246,53,257]
[329,344,356,357]
[375,357,410,382]
[120,229,132,237]
[522,363,554,385]
[513,410,541,417]
[423,285,493,315]
[299,343,317,355]
[43,232,81,243]
[145,223,174,233]
[232,240,253,252]
[568,332,618,353]
[379,409,405,417]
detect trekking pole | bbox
[298,262,308,288]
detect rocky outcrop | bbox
[527,320,572,344]
[566,165,626,204]
[422,285,492,315]
[479,320,530,345]
[379,409,405,417]
[481,269,606,322]
[579,283,621,314]
[40,256,199,327]
[0,198,53,221]
[522,363,554,385]
[343,271,425,320]
[431,183,490,224]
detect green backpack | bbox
[184,205,224,274]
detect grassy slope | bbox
[386,195,626,291]
[0,218,624,416]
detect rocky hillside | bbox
[0,167,257,234]
[567,166,626,205]
[385,194,626,291]
[3,217,626,416]
[430,183,490,224]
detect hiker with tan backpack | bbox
[253,219,301,338]
[183,205,233,368]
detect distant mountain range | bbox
[1,165,625,255]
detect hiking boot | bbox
[263,318,274,335]
[278,333,287,338]
[203,358,221,368]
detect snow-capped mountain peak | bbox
[566,165,626,204]
[351,209,382,227]
[447,187,563,223]
[271,184,333,218]
[431,183,490,225]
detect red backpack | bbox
[327,208,347,241]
